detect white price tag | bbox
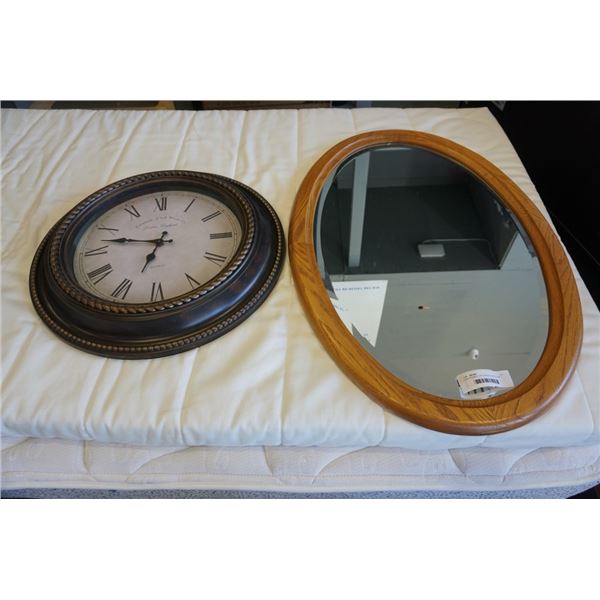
[456,369,514,400]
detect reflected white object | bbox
[330,296,353,333]
[332,280,388,347]
[469,348,480,360]
[417,243,446,258]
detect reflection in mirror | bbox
[316,145,549,400]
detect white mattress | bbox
[2,435,599,496]
[1,106,599,494]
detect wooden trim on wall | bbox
[289,130,583,434]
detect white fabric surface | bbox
[2,435,599,494]
[1,107,599,451]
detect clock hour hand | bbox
[140,232,171,273]
[141,247,158,273]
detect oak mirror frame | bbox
[289,130,583,435]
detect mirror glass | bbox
[316,144,549,400]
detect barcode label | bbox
[474,377,500,385]
[456,369,514,400]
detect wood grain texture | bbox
[289,130,583,435]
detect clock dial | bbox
[73,191,242,303]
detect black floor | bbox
[570,485,600,499]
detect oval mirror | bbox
[289,130,582,434]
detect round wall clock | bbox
[30,170,285,358]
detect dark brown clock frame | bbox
[289,130,583,435]
[30,170,285,358]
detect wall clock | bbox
[289,130,582,434]
[30,170,284,358]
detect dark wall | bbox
[466,101,600,308]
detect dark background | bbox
[462,101,600,310]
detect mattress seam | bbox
[5,463,599,479]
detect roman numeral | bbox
[124,205,141,218]
[154,196,167,211]
[185,273,201,288]
[184,198,196,213]
[150,281,164,302]
[84,245,109,256]
[97,226,119,233]
[201,210,221,222]
[210,232,233,240]
[87,263,113,284]
[110,278,133,300]
[204,251,227,266]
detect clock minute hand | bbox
[101,237,173,244]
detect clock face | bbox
[73,190,242,304]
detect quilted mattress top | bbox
[1,106,599,450]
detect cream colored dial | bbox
[74,190,242,303]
